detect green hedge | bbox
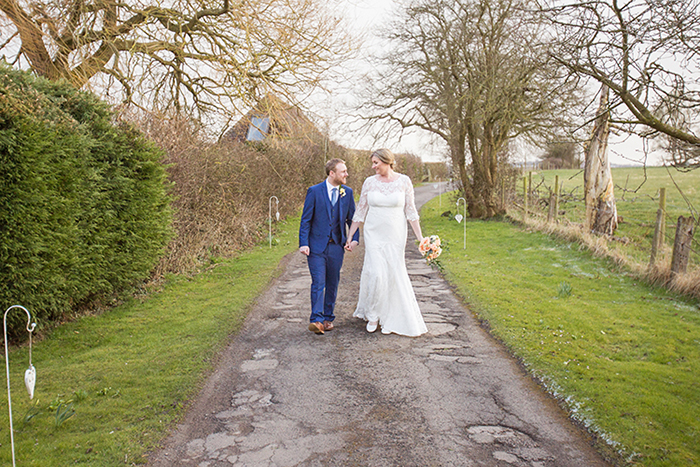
[0,65,172,337]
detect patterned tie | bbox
[331,187,338,206]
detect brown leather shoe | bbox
[308,322,324,334]
[323,321,334,331]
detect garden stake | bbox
[4,305,36,467]
[457,197,466,249]
[269,196,279,248]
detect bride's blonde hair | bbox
[370,148,396,169]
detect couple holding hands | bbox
[298,149,428,337]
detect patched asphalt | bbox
[148,183,612,467]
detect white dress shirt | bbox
[325,179,340,203]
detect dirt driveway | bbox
[148,183,611,467]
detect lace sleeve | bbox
[403,175,419,221]
[353,178,370,222]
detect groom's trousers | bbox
[307,242,344,324]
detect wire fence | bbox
[513,168,699,283]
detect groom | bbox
[299,158,359,335]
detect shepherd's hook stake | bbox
[457,198,466,249]
[4,305,36,467]
[269,196,279,248]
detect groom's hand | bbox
[299,246,310,256]
[344,241,358,252]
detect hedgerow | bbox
[0,65,172,337]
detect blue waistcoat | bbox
[330,198,341,244]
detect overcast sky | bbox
[313,0,664,167]
[304,0,449,162]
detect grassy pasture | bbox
[422,193,700,466]
[524,166,700,268]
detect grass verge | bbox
[0,216,299,466]
[421,196,700,466]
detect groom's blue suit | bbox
[299,181,360,325]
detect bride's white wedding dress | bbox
[352,174,428,337]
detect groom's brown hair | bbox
[325,158,346,175]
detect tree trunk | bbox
[463,124,505,219]
[450,138,478,215]
[584,85,618,235]
[670,216,695,276]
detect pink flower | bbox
[419,235,442,261]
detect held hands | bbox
[344,240,358,252]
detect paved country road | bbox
[148,182,611,467]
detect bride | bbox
[345,149,428,337]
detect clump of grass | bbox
[73,389,89,402]
[421,196,700,466]
[21,393,82,429]
[669,268,700,298]
[23,403,42,423]
[557,281,572,298]
[54,402,75,427]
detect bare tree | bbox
[539,0,700,168]
[584,85,618,234]
[366,0,580,218]
[539,141,581,169]
[0,0,346,123]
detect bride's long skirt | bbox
[353,202,427,336]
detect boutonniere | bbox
[339,186,346,198]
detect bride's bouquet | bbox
[419,235,442,265]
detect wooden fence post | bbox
[523,177,528,222]
[547,175,560,223]
[553,175,559,222]
[649,188,666,266]
[670,215,695,276]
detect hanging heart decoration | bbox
[455,214,463,223]
[276,211,280,221]
[25,364,36,399]
[433,184,438,189]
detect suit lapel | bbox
[337,185,345,220]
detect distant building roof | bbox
[224,95,320,143]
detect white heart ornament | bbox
[275,211,280,221]
[24,365,36,399]
[433,184,438,189]
[455,214,463,223]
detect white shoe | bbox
[366,321,378,333]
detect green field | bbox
[522,166,700,267]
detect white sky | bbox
[309,0,666,167]
[305,0,449,163]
